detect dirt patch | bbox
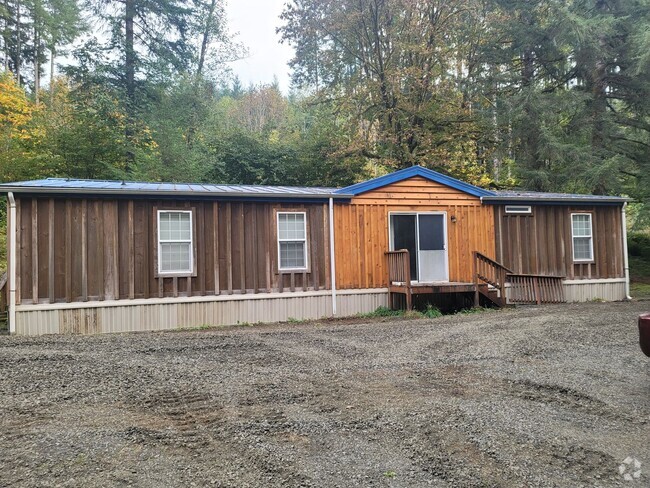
[1,302,649,487]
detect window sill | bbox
[156,272,196,278]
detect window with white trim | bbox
[571,213,593,262]
[277,212,308,271]
[505,205,532,214]
[158,210,193,274]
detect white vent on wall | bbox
[505,205,532,214]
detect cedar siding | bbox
[14,197,330,305]
[334,176,496,288]
[494,204,624,279]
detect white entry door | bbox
[417,214,448,282]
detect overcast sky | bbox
[226,0,294,92]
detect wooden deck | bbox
[388,282,476,295]
[387,280,478,311]
[386,250,566,310]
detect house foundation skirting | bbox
[13,289,389,336]
[562,278,627,302]
[500,278,627,304]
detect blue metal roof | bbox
[0,173,627,205]
[0,177,351,200]
[336,165,496,198]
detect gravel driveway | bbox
[1,302,649,487]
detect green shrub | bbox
[360,306,402,318]
[628,232,650,259]
[459,307,488,314]
[422,304,442,318]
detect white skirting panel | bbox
[13,289,389,336]
[501,278,626,305]
[563,278,627,303]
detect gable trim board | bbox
[337,166,495,198]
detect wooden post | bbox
[499,268,505,300]
[386,252,392,310]
[404,250,412,310]
[472,252,479,307]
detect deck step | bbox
[477,284,506,308]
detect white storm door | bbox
[417,214,448,282]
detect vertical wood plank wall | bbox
[494,205,624,279]
[14,197,330,305]
[334,176,496,288]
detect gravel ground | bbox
[1,301,649,487]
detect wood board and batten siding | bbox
[334,176,496,288]
[494,205,624,279]
[13,197,330,305]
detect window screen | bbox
[158,211,193,273]
[571,213,593,261]
[278,212,307,270]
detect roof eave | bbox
[482,196,629,205]
[0,186,353,200]
[336,165,495,198]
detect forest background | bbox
[1,0,650,276]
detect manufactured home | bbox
[0,166,630,335]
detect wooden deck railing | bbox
[473,252,565,305]
[385,250,412,309]
[386,251,565,309]
[507,274,565,304]
[473,252,511,304]
[386,249,411,285]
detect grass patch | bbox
[629,232,650,298]
[630,255,650,283]
[358,305,443,319]
[359,304,472,320]
[287,317,308,324]
[458,306,491,314]
[357,306,403,318]
[630,282,650,299]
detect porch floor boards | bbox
[388,282,476,295]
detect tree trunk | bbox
[521,44,543,188]
[15,0,20,84]
[197,0,216,77]
[34,22,40,103]
[125,0,135,103]
[124,0,136,169]
[2,0,8,71]
[587,0,611,194]
[49,46,55,104]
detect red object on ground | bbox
[640,313,650,357]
